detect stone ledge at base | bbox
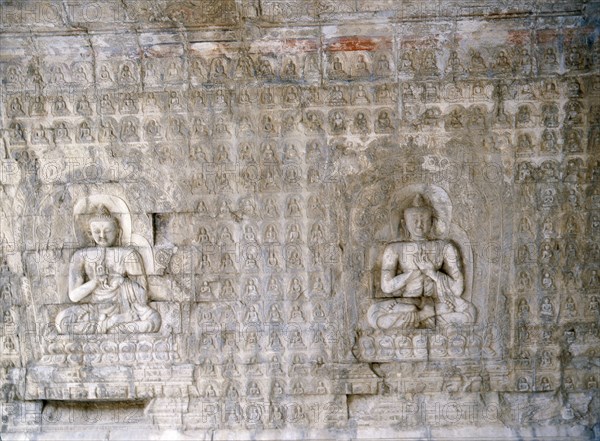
[1,401,599,441]
[24,363,194,401]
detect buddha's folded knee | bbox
[367,301,419,330]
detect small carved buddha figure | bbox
[564,377,575,390]
[316,381,327,394]
[79,122,93,143]
[540,377,551,391]
[565,296,576,317]
[517,377,529,392]
[268,304,282,322]
[267,277,281,297]
[332,56,345,74]
[289,278,303,298]
[354,111,369,132]
[4,309,14,324]
[99,65,113,82]
[245,279,259,298]
[221,279,235,299]
[287,248,303,267]
[367,194,476,330]
[290,305,304,322]
[283,59,297,77]
[265,225,278,242]
[272,381,284,395]
[55,205,161,334]
[588,270,600,289]
[313,277,326,295]
[120,64,134,82]
[540,297,554,319]
[205,384,217,398]
[313,303,326,319]
[518,298,530,320]
[245,306,260,323]
[199,281,213,297]
[287,224,301,242]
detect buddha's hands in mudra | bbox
[414,252,436,281]
[414,251,456,309]
[93,273,124,290]
[107,274,124,290]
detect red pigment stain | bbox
[537,30,558,44]
[284,39,319,52]
[326,37,391,52]
[564,27,593,42]
[507,31,529,46]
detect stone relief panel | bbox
[0,1,599,438]
[348,165,503,363]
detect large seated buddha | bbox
[55,205,161,334]
[367,194,476,330]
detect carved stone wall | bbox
[0,0,599,439]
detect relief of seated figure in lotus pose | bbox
[367,194,476,330]
[55,205,161,334]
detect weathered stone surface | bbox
[0,0,599,439]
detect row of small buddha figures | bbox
[518,322,599,345]
[196,353,332,379]
[191,195,328,220]
[515,268,600,293]
[3,41,594,90]
[181,406,316,428]
[5,78,596,120]
[194,277,331,302]
[401,77,593,102]
[3,119,590,155]
[6,115,595,155]
[516,214,600,241]
[357,331,497,360]
[516,216,599,242]
[190,170,333,194]
[195,300,333,325]
[192,248,326,273]
[515,262,600,293]
[515,374,600,392]
[2,52,395,87]
[5,109,595,150]
[195,327,335,353]
[516,294,600,321]
[40,338,179,365]
[192,226,331,248]
[189,378,332,400]
[441,100,590,130]
[515,188,600,215]
[515,239,600,267]
[516,157,597,183]
[5,110,398,142]
[3,85,401,115]
[2,86,399,120]
[190,221,331,242]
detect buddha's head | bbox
[89,205,119,247]
[403,194,433,240]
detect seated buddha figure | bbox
[367,194,476,330]
[55,205,161,334]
